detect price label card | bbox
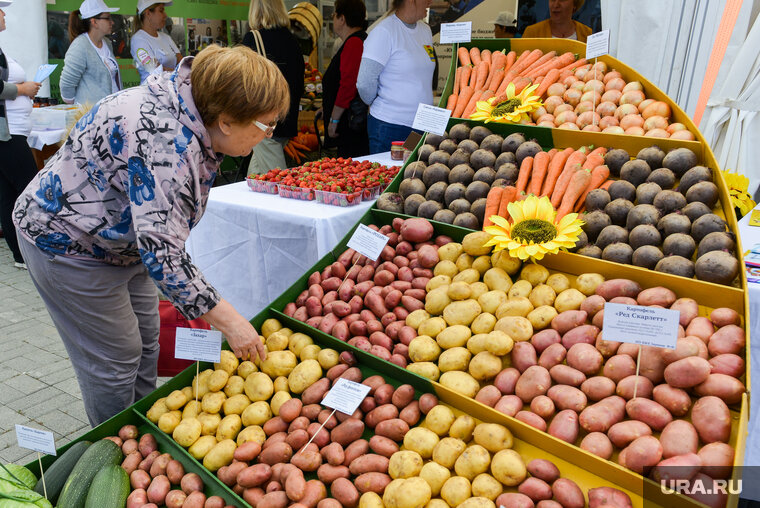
[15,425,56,456]
[321,378,372,415]
[440,22,472,44]
[602,303,679,349]
[412,103,452,137]
[586,29,610,59]
[347,224,390,261]
[175,328,223,363]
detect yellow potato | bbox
[403,427,440,459]
[406,309,432,330]
[491,250,521,275]
[477,290,507,315]
[409,336,441,362]
[466,333,489,355]
[192,369,213,399]
[459,496,497,508]
[216,414,243,441]
[455,253,475,272]
[182,400,202,420]
[441,476,472,507]
[201,391,226,414]
[223,375,245,397]
[406,362,440,381]
[265,331,290,352]
[507,279,533,299]
[473,423,514,452]
[261,350,298,378]
[165,389,188,411]
[260,318,282,339]
[270,391,292,416]
[181,386,194,402]
[388,450,424,479]
[434,260,459,279]
[158,410,182,434]
[203,439,236,472]
[300,344,321,361]
[288,359,322,393]
[472,255,492,275]
[554,288,586,312]
[222,393,251,415]
[435,325,472,349]
[439,371,480,398]
[426,275,452,292]
[447,281,473,301]
[529,284,557,307]
[449,415,476,441]
[188,435,217,459]
[173,417,202,447]
[453,268,480,284]
[237,361,257,379]
[279,327,293,337]
[483,268,511,292]
[425,405,456,436]
[471,312,496,334]
[469,282,489,300]
[425,288,452,315]
[520,264,550,286]
[546,273,571,294]
[359,492,384,508]
[527,305,559,330]
[443,299,482,326]
[495,297,533,318]
[197,412,222,435]
[244,372,274,401]
[468,352,502,381]
[418,317,448,338]
[287,332,313,356]
[426,499,450,508]
[317,348,340,369]
[575,273,605,296]
[490,449,527,486]
[471,474,502,501]
[383,477,432,508]
[495,316,533,341]
[432,437,467,468]
[273,376,289,393]
[207,369,230,392]
[438,242,464,262]
[214,350,239,375]
[438,347,471,373]
[462,231,492,256]
[237,425,266,446]
[455,444,491,480]
[241,400,272,426]
[419,461,451,496]
[485,330,514,356]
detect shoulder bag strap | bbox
[251,29,267,59]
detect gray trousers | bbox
[247,136,288,176]
[19,239,160,427]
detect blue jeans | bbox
[367,115,420,154]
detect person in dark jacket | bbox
[243,0,305,173]
[321,0,368,157]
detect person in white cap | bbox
[130,0,182,84]
[490,11,517,39]
[0,0,41,270]
[60,0,121,105]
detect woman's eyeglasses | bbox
[253,119,277,136]
[93,15,112,20]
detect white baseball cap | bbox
[490,11,517,27]
[137,0,172,15]
[79,0,118,19]
[0,1,14,8]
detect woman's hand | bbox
[200,298,267,362]
[328,120,339,138]
[17,81,41,98]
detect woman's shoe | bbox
[14,262,27,270]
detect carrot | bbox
[528,151,551,196]
[290,140,311,151]
[574,164,610,212]
[453,86,474,118]
[515,156,534,194]
[458,47,472,66]
[528,51,576,79]
[453,66,462,96]
[600,179,614,191]
[482,187,504,229]
[459,66,472,92]
[503,50,518,74]
[559,69,574,81]
[581,153,605,171]
[550,150,587,207]
[445,93,458,112]
[491,50,507,72]
[470,47,482,66]
[558,57,587,74]
[504,49,543,82]
[521,51,556,76]
[474,61,490,91]
[588,146,607,157]
[464,90,494,118]
[481,49,492,64]
[486,68,505,92]
[534,68,560,98]
[513,76,533,94]
[557,168,592,221]
[497,186,517,219]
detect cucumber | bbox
[83,464,129,508]
[33,440,91,503]
[56,439,122,508]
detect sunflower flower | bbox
[721,169,756,218]
[484,195,584,261]
[470,82,543,123]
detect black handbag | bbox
[346,95,368,132]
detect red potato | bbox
[670,298,699,327]
[494,368,521,395]
[561,325,600,349]
[122,452,142,475]
[119,424,139,441]
[391,384,415,408]
[616,375,654,400]
[595,336,621,357]
[476,385,502,407]
[263,417,289,436]
[348,454,390,475]
[592,310,604,328]
[369,435,399,458]
[580,432,613,460]
[530,395,556,419]
[289,416,310,433]
[549,365,586,387]
[551,310,588,335]
[122,438,138,456]
[587,487,633,508]
[165,490,187,508]
[400,218,434,242]
[279,399,303,424]
[515,366,552,402]
[651,453,703,483]
[552,478,585,508]
[286,469,307,501]
[579,399,624,433]
[708,325,746,356]
[130,469,151,490]
[343,440,370,467]
[516,410,547,430]
[698,442,735,479]
[513,342,539,372]
[548,409,579,443]
[181,473,204,494]
[309,284,325,301]
[685,317,715,343]
[661,336,709,364]
[693,374,745,404]
[652,384,691,417]
[166,460,185,484]
[602,355,637,383]
[527,459,561,484]
[663,356,712,388]
[138,433,158,457]
[607,421,652,449]
[418,393,438,414]
[538,343,567,370]
[581,377,616,401]
[147,475,171,505]
[370,345,392,360]
[205,497,225,508]
[495,395,524,417]
[636,287,676,307]
[566,343,603,376]
[291,449,323,472]
[609,296,637,306]
[595,279,642,300]
[684,473,729,508]
[519,477,553,502]
[708,354,745,377]
[353,472,391,494]
[331,478,360,508]
[625,398,672,431]
[547,385,587,412]
[531,329,562,354]
[495,493,535,508]
[218,462,246,487]
[660,420,699,458]
[581,294,606,317]
[301,480,329,508]
[710,308,741,327]
[258,491,288,508]
[243,488,265,507]
[317,313,338,334]
[621,345,665,384]
[622,435,662,474]
[126,489,148,508]
[317,464,350,484]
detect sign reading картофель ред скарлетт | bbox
[602,302,679,350]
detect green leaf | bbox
[0,489,53,508]
[0,465,36,492]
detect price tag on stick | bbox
[16,424,57,500]
[347,224,390,262]
[412,103,452,137]
[585,30,610,59]
[175,328,223,363]
[440,22,472,44]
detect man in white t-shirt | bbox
[130,0,182,83]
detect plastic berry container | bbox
[361,184,384,201]
[315,189,363,207]
[278,184,315,201]
[247,177,279,194]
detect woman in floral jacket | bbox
[13,45,288,426]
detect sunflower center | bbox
[511,219,557,244]
[492,98,522,116]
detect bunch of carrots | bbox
[482,145,611,230]
[284,131,319,164]
[447,47,585,119]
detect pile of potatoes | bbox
[577,145,739,285]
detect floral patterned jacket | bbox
[14,57,222,320]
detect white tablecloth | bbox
[186,152,398,320]
[27,129,66,150]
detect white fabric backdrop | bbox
[0,0,49,96]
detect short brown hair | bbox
[248,0,290,30]
[191,45,290,126]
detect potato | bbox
[288,332,314,356]
[432,437,467,468]
[287,359,323,394]
[496,297,534,318]
[266,331,290,352]
[490,449,526,486]
[165,390,189,411]
[469,282,490,300]
[528,306,559,330]
[419,461,451,496]
[237,361,257,379]
[158,410,182,434]
[553,289,586,313]
[419,317,448,338]
[551,478,585,508]
[406,362,440,381]
[425,288,452,315]
[471,473,503,501]
[273,376,289,393]
[469,352,502,380]
[436,325,472,348]
[406,309,432,329]
[580,432,613,459]
[181,400,201,421]
[173,417,202,447]
[491,250,521,275]
[270,391,292,417]
[409,336,441,362]
[581,376,616,401]
[202,439,236,472]
[622,435,662,474]
[471,313,497,334]
[515,366,551,402]
[439,371,480,398]
[483,268,512,292]
[359,492,384,508]
[421,405,455,437]
[441,476,472,507]
[184,434,216,459]
[215,350,240,375]
[478,291,507,314]
[660,420,699,458]
[625,398,672,431]
[260,350,298,378]
[443,299,482,326]
[244,372,274,402]
[383,477,432,508]
[216,414,242,441]
[242,401,272,426]
[495,493,534,508]
[403,428,439,459]
[438,347,471,372]
[439,243,464,262]
[575,273,605,296]
[495,316,533,341]
[449,415,476,441]
[473,423,513,452]
[223,376,245,397]
[300,344,322,361]
[454,268,481,284]
[508,280,533,299]
[388,451,424,479]
[462,231,492,256]
[547,385,587,413]
[260,318,282,338]
[698,442,735,479]
[692,396,731,443]
[147,397,170,423]
[548,409,579,443]
[529,284,556,308]
[201,392,226,414]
